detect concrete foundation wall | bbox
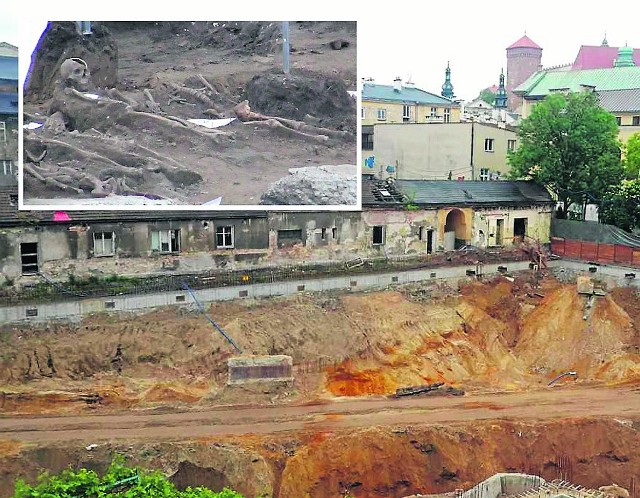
[0,261,535,324]
[462,473,546,498]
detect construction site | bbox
[22,21,357,206]
[0,260,638,497]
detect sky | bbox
[358,1,640,102]
[3,0,640,100]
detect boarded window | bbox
[151,229,180,253]
[277,229,303,248]
[20,242,39,274]
[93,232,115,256]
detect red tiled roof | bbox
[572,45,640,70]
[507,35,542,50]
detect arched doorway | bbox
[444,209,467,250]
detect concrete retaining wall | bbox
[0,261,533,324]
[462,473,546,498]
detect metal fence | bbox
[0,248,531,306]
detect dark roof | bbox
[0,186,268,226]
[363,178,553,208]
[0,92,18,115]
[597,88,640,112]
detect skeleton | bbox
[23,58,223,198]
[233,100,351,143]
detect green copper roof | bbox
[514,66,640,97]
[362,83,457,106]
[614,46,636,67]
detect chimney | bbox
[393,77,402,92]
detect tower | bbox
[614,44,635,67]
[506,33,542,111]
[441,61,454,99]
[495,68,507,109]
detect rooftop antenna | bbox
[282,21,290,74]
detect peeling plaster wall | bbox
[473,205,552,247]
[0,206,553,286]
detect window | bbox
[372,225,385,245]
[9,194,17,206]
[332,227,337,239]
[216,225,234,248]
[362,132,374,150]
[321,228,327,240]
[402,105,411,122]
[484,138,494,152]
[1,160,13,175]
[377,108,386,121]
[633,116,640,126]
[361,107,365,119]
[93,232,115,256]
[430,107,438,117]
[418,226,424,241]
[277,229,303,248]
[479,168,490,181]
[616,116,622,126]
[507,139,516,151]
[0,121,5,142]
[443,108,451,123]
[151,229,180,253]
[20,242,39,274]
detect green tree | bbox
[508,92,623,218]
[622,132,640,179]
[479,89,496,105]
[13,455,244,498]
[600,179,640,232]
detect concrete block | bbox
[227,354,293,385]
[576,276,594,295]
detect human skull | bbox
[59,58,91,91]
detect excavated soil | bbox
[0,418,638,498]
[23,21,357,205]
[0,274,638,415]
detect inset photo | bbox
[22,21,357,208]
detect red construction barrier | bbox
[554,237,640,267]
[614,244,633,265]
[550,237,565,255]
[581,241,598,261]
[564,240,582,259]
[596,243,615,264]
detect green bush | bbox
[13,455,244,498]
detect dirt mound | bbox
[25,22,118,101]
[244,69,356,131]
[104,21,282,55]
[2,277,639,414]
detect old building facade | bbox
[0,180,553,288]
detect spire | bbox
[441,61,454,99]
[495,68,508,108]
[601,31,608,47]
